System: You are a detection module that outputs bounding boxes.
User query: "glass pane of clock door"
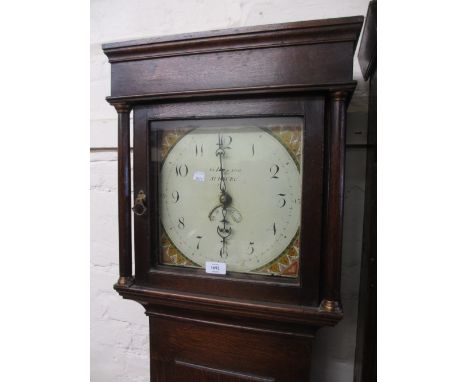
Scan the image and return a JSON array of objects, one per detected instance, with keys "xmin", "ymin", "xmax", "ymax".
[{"xmin": 150, "ymin": 117, "xmax": 303, "ymax": 278}]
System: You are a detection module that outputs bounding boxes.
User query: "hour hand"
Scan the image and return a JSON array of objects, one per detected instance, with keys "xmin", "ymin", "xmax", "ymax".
[{"xmin": 208, "ymin": 204, "xmax": 222, "ymax": 221}]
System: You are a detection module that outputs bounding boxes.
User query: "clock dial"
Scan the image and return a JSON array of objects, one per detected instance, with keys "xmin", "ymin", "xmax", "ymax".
[{"xmin": 156, "ymin": 118, "xmax": 303, "ymax": 276}]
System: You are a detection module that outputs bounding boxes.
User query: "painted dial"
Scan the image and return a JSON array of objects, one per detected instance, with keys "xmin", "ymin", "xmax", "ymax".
[{"xmin": 159, "ymin": 125, "xmax": 302, "ymax": 273}]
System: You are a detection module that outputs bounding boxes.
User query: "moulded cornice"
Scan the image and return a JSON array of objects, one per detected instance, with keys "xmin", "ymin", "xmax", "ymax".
[{"xmin": 103, "ymin": 16, "xmax": 364, "ymax": 63}]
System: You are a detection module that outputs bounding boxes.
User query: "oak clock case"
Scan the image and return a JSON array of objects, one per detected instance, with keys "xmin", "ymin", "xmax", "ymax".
[{"xmin": 104, "ymin": 16, "xmax": 363, "ymax": 382}]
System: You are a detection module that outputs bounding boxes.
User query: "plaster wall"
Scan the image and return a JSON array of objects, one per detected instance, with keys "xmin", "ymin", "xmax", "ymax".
[{"xmin": 91, "ymin": 1, "xmax": 370, "ymax": 381}]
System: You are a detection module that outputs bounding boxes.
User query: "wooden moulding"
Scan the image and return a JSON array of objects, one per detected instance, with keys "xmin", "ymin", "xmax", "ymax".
[
  {"xmin": 103, "ymin": 17, "xmax": 363, "ymax": 102},
  {"xmin": 114, "ymin": 283, "xmax": 343, "ymax": 332},
  {"xmin": 103, "ymin": 16, "xmax": 364, "ymax": 62}
]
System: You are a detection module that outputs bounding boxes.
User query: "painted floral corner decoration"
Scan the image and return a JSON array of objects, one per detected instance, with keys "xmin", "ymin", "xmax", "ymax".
[
  {"xmin": 159, "ymin": 127, "xmax": 192, "ymax": 161},
  {"xmin": 269, "ymin": 124, "xmax": 303, "ymax": 170},
  {"xmin": 161, "ymin": 230, "xmax": 199, "ymax": 267},
  {"xmin": 254, "ymin": 234, "xmax": 300, "ymax": 277}
]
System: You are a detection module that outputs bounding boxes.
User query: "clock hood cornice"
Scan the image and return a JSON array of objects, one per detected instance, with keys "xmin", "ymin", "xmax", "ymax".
[
  {"xmin": 103, "ymin": 17, "xmax": 363, "ymax": 103},
  {"xmin": 102, "ymin": 16, "xmax": 363, "ymax": 63}
]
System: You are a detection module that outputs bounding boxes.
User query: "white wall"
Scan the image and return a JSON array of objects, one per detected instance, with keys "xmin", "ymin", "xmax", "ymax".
[{"xmin": 90, "ymin": 1, "xmax": 370, "ymax": 381}]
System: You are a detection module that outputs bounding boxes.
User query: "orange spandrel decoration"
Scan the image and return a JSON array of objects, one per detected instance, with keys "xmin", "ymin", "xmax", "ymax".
[
  {"xmin": 255, "ymin": 234, "xmax": 300, "ymax": 277},
  {"xmin": 269, "ymin": 124, "xmax": 302, "ymax": 167},
  {"xmin": 159, "ymin": 128, "xmax": 192, "ymax": 161},
  {"xmin": 160, "ymin": 231, "xmax": 199, "ymax": 267}
]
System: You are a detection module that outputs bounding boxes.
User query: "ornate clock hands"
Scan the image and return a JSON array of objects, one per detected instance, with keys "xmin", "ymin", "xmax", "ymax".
[
  {"xmin": 208, "ymin": 132, "xmax": 242, "ymax": 223},
  {"xmin": 215, "ymin": 132, "xmax": 232, "ymax": 259}
]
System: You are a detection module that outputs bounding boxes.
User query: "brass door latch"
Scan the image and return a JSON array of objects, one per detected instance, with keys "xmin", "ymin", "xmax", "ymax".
[{"xmin": 132, "ymin": 190, "xmax": 147, "ymax": 216}]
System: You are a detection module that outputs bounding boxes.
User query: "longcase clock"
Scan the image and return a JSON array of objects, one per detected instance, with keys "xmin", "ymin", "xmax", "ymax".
[{"xmin": 103, "ymin": 16, "xmax": 363, "ymax": 382}]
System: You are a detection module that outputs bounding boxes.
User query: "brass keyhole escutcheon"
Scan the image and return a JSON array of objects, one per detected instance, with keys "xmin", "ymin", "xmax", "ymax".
[{"xmin": 132, "ymin": 190, "xmax": 147, "ymax": 216}]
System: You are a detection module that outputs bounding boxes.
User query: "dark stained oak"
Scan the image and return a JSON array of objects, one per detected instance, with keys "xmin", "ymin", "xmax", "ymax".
[
  {"xmin": 149, "ymin": 314, "xmax": 312, "ymax": 382},
  {"xmin": 103, "ymin": 16, "xmax": 364, "ymax": 54},
  {"xmin": 321, "ymin": 91, "xmax": 348, "ymax": 312},
  {"xmin": 103, "ymin": 17, "xmax": 363, "ymax": 103},
  {"xmin": 172, "ymin": 360, "xmax": 275, "ymax": 382},
  {"xmin": 104, "ymin": 16, "xmax": 363, "ymax": 382},
  {"xmin": 109, "ymin": 42, "xmax": 354, "ymax": 98},
  {"xmin": 114, "ymin": 103, "xmax": 133, "ymax": 286}
]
